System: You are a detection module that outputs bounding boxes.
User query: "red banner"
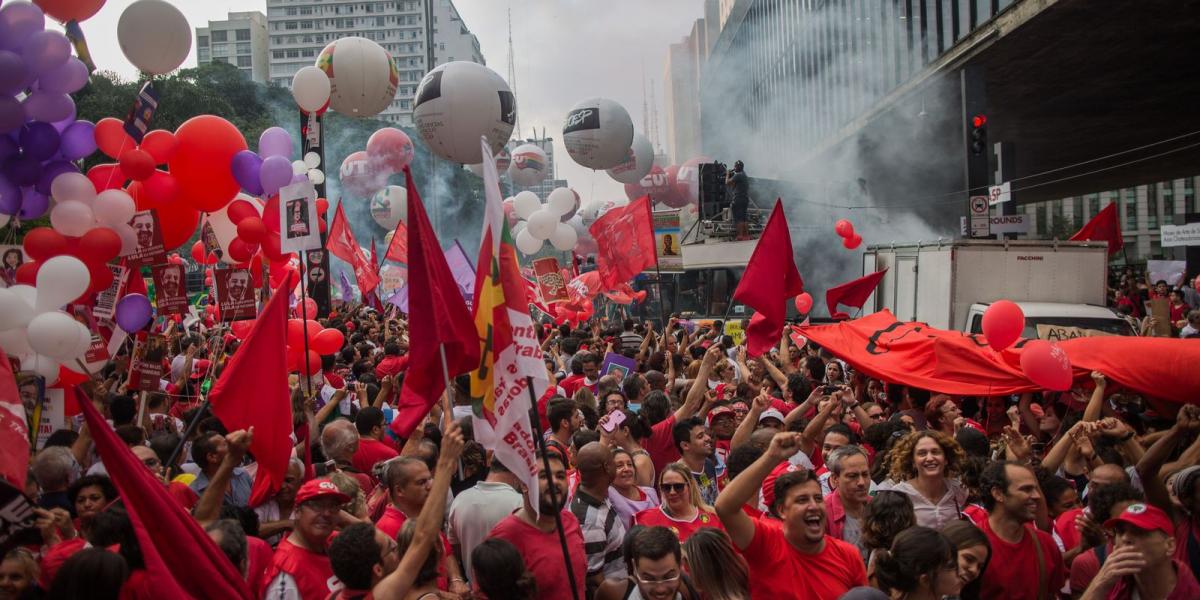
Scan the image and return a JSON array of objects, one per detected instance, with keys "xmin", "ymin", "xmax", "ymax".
[
  {"xmin": 798, "ymin": 310, "xmax": 1200, "ymax": 406},
  {"xmin": 590, "ymin": 195, "xmax": 657, "ymax": 289},
  {"xmin": 533, "ymin": 257, "xmax": 568, "ymax": 304}
]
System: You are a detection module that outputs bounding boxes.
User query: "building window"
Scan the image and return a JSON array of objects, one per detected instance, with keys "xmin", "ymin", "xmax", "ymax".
[
  {"xmin": 212, "ymin": 30, "xmax": 227, "ymax": 42},
  {"xmin": 272, "ymin": 50, "xmax": 284, "ymax": 59},
  {"xmin": 236, "ymin": 29, "xmax": 250, "ymax": 41},
  {"xmin": 1147, "ymin": 190, "xmax": 1158, "ymax": 229},
  {"xmin": 285, "ymin": 21, "xmax": 298, "ymax": 30},
  {"xmin": 1124, "ymin": 197, "xmax": 1137, "ymax": 230},
  {"xmin": 212, "ymin": 43, "xmax": 229, "ymax": 56},
  {"xmin": 198, "ymin": 48, "xmax": 210, "ymax": 62},
  {"xmin": 198, "ymin": 35, "xmax": 209, "ymax": 47},
  {"xmin": 286, "ymin": 50, "xmax": 299, "ymax": 58},
  {"xmin": 236, "ymin": 55, "xmax": 252, "ymax": 67},
  {"xmin": 237, "ymin": 43, "xmax": 251, "ymax": 54}
]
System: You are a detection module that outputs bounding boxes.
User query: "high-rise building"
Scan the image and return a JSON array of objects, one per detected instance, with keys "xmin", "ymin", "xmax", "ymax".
[
  {"xmin": 663, "ymin": 18, "xmax": 707, "ymax": 165},
  {"xmin": 195, "ymin": 11, "xmax": 270, "ymax": 84},
  {"xmin": 265, "ymin": 0, "xmax": 484, "ymax": 126}
]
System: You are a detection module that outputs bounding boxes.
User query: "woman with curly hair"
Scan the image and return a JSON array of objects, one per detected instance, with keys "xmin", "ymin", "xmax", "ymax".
[
  {"xmin": 861, "ymin": 490, "xmax": 916, "ymax": 583},
  {"xmin": 883, "ymin": 430, "xmax": 969, "ymax": 530}
]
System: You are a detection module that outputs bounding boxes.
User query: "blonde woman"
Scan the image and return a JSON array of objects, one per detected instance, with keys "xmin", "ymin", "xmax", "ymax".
[{"xmin": 633, "ymin": 463, "xmax": 723, "ymax": 543}]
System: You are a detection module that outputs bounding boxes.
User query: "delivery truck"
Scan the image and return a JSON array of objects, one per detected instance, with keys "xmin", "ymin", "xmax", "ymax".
[{"xmin": 862, "ymin": 240, "xmax": 1136, "ymax": 338}]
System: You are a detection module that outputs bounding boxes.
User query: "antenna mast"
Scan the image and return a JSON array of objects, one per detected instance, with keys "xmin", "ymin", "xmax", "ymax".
[
  {"xmin": 649, "ymin": 78, "xmax": 660, "ymax": 153},
  {"xmin": 507, "ymin": 7, "xmax": 520, "ymax": 140}
]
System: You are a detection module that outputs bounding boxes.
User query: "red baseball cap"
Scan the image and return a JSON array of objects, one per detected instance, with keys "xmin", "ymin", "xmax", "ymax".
[
  {"xmin": 706, "ymin": 405, "xmax": 735, "ymax": 426},
  {"xmin": 1103, "ymin": 502, "xmax": 1173, "ymax": 535},
  {"xmin": 294, "ymin": 479, "xmax": 350, "ymax": 506},
  {"xmin": 190, "ymin": 359, "xmax": 212, "ymax": 380}
]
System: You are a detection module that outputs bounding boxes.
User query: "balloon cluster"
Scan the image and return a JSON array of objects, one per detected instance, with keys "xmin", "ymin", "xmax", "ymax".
[
  {"xmin": 510, "ymin": 188, "xmax": 581, "ymax": 255},
  {"xmin": 980, "ymin": 300, "xmax": 1073, "ymax": 391},
  {"xmin": 624, "ymin": 164, "xmax": 688, "ymax": 208},
  {"xmin": 0, "ymin": 255, "xmax": 94, "ymax": 385},
  {"xmin": 232, "ymin": 127, "xmax": 323, "ymax": 198},
  {"xmin": 87, "ymin": 119, "xmax": 177, "ymax": 209},
  {"xmin": 0, "ymin": 2, "xmax": 95, "ymax": 222},
  {"xmin": 835, "ymin": 219, "xmax": 863, "ymax": 250},
  {"xmin": 286, "ymin": 318, "xmax": 343, "ymax": 374},
  {"xmin": 338, "ymin": 128, "xmax": 414, "ymax": 198}
]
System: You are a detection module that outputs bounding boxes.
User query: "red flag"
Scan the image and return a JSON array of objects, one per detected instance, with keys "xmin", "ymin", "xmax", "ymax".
[
  {"xmin": 826, "ymin": 268, "xmax": 888, "ymax": 320},
  {"xmin": 207, "ymin": 280, "xmax": 292, "ymax": 507},
  {"xmin": 76, "ymin": 387, "xmax": 253, "ymax": 599},
  {"xmin": 326, "ymin": 202, "xmax": 382, "ymax": 292},
  {"xmin": 732, "ymin": 200, "xmax": 803, "ymax": 357},
  {"xmin": 589, "ymin": 195, "xmax": 657, "ymax": 289},
  {"xmin": 1070, "ymin": 202, "xmax": 1123, "ymax": 256},
  {"xmin": 385, "ymin": 220, "xmax": 409, "ymax": 264},
  {"xmin": 0, "ymin": 353, "xmax": 29, "ymax": 488},
  {"xmin": 390, "ymin": 166, "xmax": 481, "ymax": 437}
]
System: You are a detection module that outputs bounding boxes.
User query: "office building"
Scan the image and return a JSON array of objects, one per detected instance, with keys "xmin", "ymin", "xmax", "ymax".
[{"xmin": 195, "ymin": 11, "xmax": 270, "ymax": 83}]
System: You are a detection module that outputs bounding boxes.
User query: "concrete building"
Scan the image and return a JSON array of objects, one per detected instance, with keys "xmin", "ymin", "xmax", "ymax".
[
  {"xmin": 265, "ymin": 0, "xmax": 484, "ymax": 126},
  {"xmin": 195, "ymin": 11, "xmax": 270, "ymax": 83},
  {"xmin": 663, "ymin": 19, "xmax": 706, "ymax": 165}
]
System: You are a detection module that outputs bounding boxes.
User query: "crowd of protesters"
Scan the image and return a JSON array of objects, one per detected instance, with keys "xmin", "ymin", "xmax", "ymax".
[
  {"xmin": 10, "ymin": 304, "xmax": 1200, "ymax": 600},
  {"xmin": 1108, "ymin": 267, "xmax": 1200, "ymax": 337}
]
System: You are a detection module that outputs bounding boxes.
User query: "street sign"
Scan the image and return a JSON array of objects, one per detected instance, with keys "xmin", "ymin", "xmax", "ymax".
[
  {"xmin": 988, "ymin": 181, "xmax": 1011, "ymax": 206},
  {"xmin": 989, "ymin": 214, "xmax": 1029, "ymax": 234},
  {"xmin": 969, "ymin": 195, "xmax": 990, "ymax": 237}
]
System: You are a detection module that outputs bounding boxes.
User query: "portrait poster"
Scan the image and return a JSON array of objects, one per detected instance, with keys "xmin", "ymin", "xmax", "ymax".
[
  {"xmin": 152, "ymin": 263, "xmax": 189, "ymax": 315},
  {"xmin": 0, "ymin": 245, "xmax": 25, "ymax": 288},
  {"xmin": 128, "ymin": 332, "xmax": 166, "ymax": 392},
  {"xmin": 125, "ymin": 209, "xmax": 167, "ymax": 267},
  {"xmin": 36, "ymin": 387, "xmax": 65, "ymax": 450},
  {"xmin": 93, "ymin": 264, "xmax": 128, "ymax": 322},
  {"xmin": 533, "ymin": 257, "xmax": 569, "ymax": 304},
  {"xmin": 280, "ymin": 180, "xmax": 321, "ymax": 253},
  {"xmin": 69, "ymin": 304, "xmax": 109, "ymax": 364},
  {"xmin": 650, "ymin": 210, "xmax": 683, "ymax": 273},
  {"xmin": 600, "ymin": 352, "xmax": 637, "ymax": 380},
  {"xmin": 214, "ymin": 267, "xmax": 257, "ymax": 322},
  {"xmin": 15, "ymin": 374, "xmax": 43, "ymax": 447}
]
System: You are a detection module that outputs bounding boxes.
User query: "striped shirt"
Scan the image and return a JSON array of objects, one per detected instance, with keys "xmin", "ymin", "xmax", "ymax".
[{"xmin": 569, "ymin": 487, "xmax": 628, "ymax": 579}]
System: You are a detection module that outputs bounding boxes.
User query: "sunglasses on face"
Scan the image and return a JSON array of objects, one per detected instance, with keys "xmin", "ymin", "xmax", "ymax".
[{"xmin": 661, "ymin": 483, "xmax": 688, "ymax": 494}]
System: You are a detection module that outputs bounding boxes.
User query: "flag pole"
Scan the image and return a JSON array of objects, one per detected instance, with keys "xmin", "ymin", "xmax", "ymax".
[
  {"xmin": 525, "ymin": 375, "xmax": 581, "ymax": 600},
  {"xmin": 297, "ymin": 252, "xmax": 313, "ymax": 399},
  {"xmin": 438, "ymin": 343, "xmax": 465, "ymax": 480}
]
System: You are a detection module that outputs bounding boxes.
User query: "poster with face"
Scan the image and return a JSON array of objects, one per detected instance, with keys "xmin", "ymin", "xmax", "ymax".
[
  {"xmin": 128, "ymin": 332, "xmax": 166, "ymax": 392},
  {"xmin": 152, "ymin": 264, "xmax": 188, "ymax": 315},
  {"xmin": 200, "ymin": 218, "xmax": 223, "ymax": 262},
  {"xmin": 15, "ymin": 374, "xmax": 42, "ymax": 446},
  {"xmin": 126, "ymin": 210, "xmax": 167, "ymax": 267},
  {"xmin": 215, "ymin": 267, "xmax": 257, "ymax": 321},
  {"xmin": 0, "ymin": 245, "xmax": 25, "ymax": 288},
  {"xmin": 279, "ymin": 180, "xmax": 321, "ymax": 253}
]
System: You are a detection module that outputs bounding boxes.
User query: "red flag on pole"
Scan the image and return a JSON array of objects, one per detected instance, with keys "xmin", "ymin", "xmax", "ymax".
[
  {"xmin": 390, "ymin": 166, "xmax": 481, "ymax": 438},
  {"xmin": 0, "ymin": 352, "xmax": 29, "ymax": 488},
  {"xmin": 76, "ymin": 387, "xmax": 254, "ymax": 599},
  {"xmin": 589, "ymin": 195, "xmax": 657, "ymax": 289},
  {"xmin": 1069, "ymin": 202, "xmax": 1123, "ymax": 256},
  {"xmin": 732, "ymin": 200, "xmax": 803, "ymax": 357},
  {"xmin": 207, "ymin": 279, "xmax": 292, "ymax": 507},
  {"xmin": 385, "ymin": 220, "xmax": 409, "ymax": 264},
  {"xmin": 326, "ymin": 202, "xmax": 382, "ymax": 292},
  {"xmin": 826, "ymin": 268, "xmax": 889, "ymax": 320}
]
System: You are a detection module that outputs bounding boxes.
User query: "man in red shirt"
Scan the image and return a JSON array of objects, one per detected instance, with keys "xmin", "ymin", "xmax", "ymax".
[
  {"xmin": 373, "ymin": 341, "xmax": 408, "ymax": 380},
  {"xmin": 978, "ymin": 461, "xmax": 1067, "ymax": 600},
  {"xmin": 376, "ymin": 456, "xmax": 469, "ymax": 596},
  {"xmin": 1080, "ymin": 503, "xmax": 1200, "ymax": 600},
  {"xmin": 488, "ymin": 451, "xmax": 588, "ymax": 600},
  {"xmin": 351, "ymin": 406, "xmax": 398, "ymax": 482},
  {"xmin": 262, "ymin": 479, "xmax": 349, "ymax": 599},
  {"xmin": 714, "ymin": 431, "xmax": 868, "ymax": 599},
  {"xmin": 560, "ymin": 352, "xmax": 600, "ymax": 397}
]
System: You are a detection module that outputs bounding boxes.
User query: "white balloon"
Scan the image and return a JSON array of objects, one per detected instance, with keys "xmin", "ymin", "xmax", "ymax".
[
  {"xmin": 0, "ymin": 288, "xmax": 34, "ymax": 331},
  {"xmin": 579, "ymin": 200, "xmax": 602, "ymax": 225},
  {"xmin": 562, "ymin": 97, "xmax": 635, "ymax": 170},
  {"xmin": 308, "ymin": 169, "xmax": 326, "ymax": 185},
  {"xmin": 27, "ymin": 311, "xmax": 83, "ymax": 360},
  {"xmin": 370, "ymin": 186, "xmax": 407, "ymax": 230},
  {"xmin": 606, "ymin": 133, "xmax": 654, "ymax": 184},
  {"xmin": 304, "ymin": 152, "xmax": 322, "ymax": 169},
  {"xmin": 35, "ymin": 256, "xmax": 90, "ymax": 312},
  {"xmin": 69, "ymin": 322, "xmax": 93, "ymax": 361},
  {"xmin": 511, "ymin": 221, "xmax": 526, "ymax": 238},
  {"xmin": 507, "ymin": 144, "xmax": 549, "ymax": 187},
  {"xmin": 547, "ymin": 188, "xmax": 577, "ymax": 216},
  {"xmin": 25, "ymin": 354, "xmax": 60, "ymax": 384},
  {"xmin": 515, "ymin": 228, "xmax": 543, "ymax": 255},
  {"xmin": 115, "ymin": 223, "xmax": 138, "ymax": 256},
  {"xmin": 549, "ymin": 222, "xmax": 578, "ymax": 251},
  {"xmin": 0, "ymin": 328, "xmax": 32, "ymax": 357},
  {"xmin": 412, "ymin": 61, "xmax": 516, "ymax": 164},
  {"xmin": 0, "ymin": 213, "xmax": 9, "ymax": 228},
  {"xmin": 512, "ymin": 191, "xmax": 541, "ymax": 220},
  {"xmin": 93, "ymin": 189, "xmax": 136, "ymax": 225},
  {"xmin": 50, "ymin": 172, "xmax": 96, "ymax": 204},
  {"xmin": 292, "ymin": 160, "xmax": 308, "ymax": 175},
  {"xmin": 317, "ymin": 37, "xmax": 398, "ymax": 117},
  {"xmin": 117, "ymin": 0, "xmax": 192, "ymax": 76},
  {"xmin": 291, "ymin": 66, "xmax": 332, "ymax": 113},
  {"xmin": 526, "ymin": 209, "xmax": 559, "ymax": 240},
  {"xmin": 49, "ymin": 201, "xmax": 94, "ymax": 237}
]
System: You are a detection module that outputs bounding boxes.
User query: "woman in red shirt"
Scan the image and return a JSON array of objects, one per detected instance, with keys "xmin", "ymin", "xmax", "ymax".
[{"xmin": 634, "ymin": 463, "xmax": 723, "ymax": 543}]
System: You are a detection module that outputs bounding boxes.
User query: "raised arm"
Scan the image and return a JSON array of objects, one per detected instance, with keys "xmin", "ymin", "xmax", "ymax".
[
  {"xmin": 674, "ymin": 345, "xmax": 722, "ymax": 422},
  {"xmin": 1082, "ymin": 372, "xmax": 1107, "ymax": 422},
  {"xmin": 1136, "ymin": 405, "xmax": 1200, "ymax": 514},
  {"xmin": 715, "ymin": 431, "xmax": 802, "ymax": 549},
  {"xmin": 758, "ymin": 355, "xmax": 788, "ymax": 390},
  {"xmin": 730, "ymin": 390, "xmax": 770, "ymax": 451},
  {"xmin": 194, "ymin": 428, "xmax": 253, "ymax": 526},
  {"xmin": 800, "ymin": 390, "xmax": 842, "ymax": 456}
]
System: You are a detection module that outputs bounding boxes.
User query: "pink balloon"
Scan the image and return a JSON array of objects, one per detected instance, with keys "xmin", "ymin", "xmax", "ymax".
[
  {"xmin": 366, "ymin": 128, "xmax": 414, "ymax": 172},
  {"xmin": 982, "ymin": 300, "xmax": 1025, "ymax": 350},
  {"xmin": 1020, "ymin": 340, "xmax": 1073, "ymax": 391},
  {"xmin": 794, "ymin": 292, "xmax": 813, "ymax": 314}
]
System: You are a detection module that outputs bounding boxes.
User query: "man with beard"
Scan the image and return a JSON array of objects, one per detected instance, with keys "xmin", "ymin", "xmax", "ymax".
[
  {"xmin": 263, "ymin": 478, "xmax": 349, "ymax": 599},
  {"xmin": 131, "ymin": 212, "xmax": 156, "ymax": 250},
  {"xmin": 978, "ymin": 461, "xmax": 1066, "ymax": 600},
  {"xmin": 714, "ymin": 431, "xmax": 867, "ymax": 600},
  {"xmin": 488, "ymin": 451, "xmax": 587, "ymax": 600},
  {"xmin": 159, "ymin": 265, "xmax": 183, "ymax": 300},
  {"xmin": 225, "ymin": 270, "xmax": 251, "ymax": 304},
  {"xmin": 672, "ymin": 416, "xmax": 723, "ymax": 506}
]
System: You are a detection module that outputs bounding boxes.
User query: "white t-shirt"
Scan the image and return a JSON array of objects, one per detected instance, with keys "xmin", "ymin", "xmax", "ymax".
[{"xmin": 447, "ymin": 481, "xmax": 523, "ymax": 580}]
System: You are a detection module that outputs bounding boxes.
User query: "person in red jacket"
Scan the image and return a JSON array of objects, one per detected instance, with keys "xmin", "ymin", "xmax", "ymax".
[{"xmin": 262, "ymin": 479, "xmax": 350, "ymax": 599}]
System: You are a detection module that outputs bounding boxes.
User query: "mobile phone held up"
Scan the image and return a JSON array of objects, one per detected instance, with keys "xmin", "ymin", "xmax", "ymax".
[{"xmin": 601, "ymin": 410, "xmax": 627, "ymax": 433}]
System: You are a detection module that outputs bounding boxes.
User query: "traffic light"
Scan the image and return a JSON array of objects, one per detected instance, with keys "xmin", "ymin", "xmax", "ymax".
[{"xmin": 970, "ymin": 114, "xmax": 988, "ymax": 155}]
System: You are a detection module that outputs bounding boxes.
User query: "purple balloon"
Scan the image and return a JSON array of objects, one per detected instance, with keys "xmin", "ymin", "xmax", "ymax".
[
  {"xmin": 0, "ymin": 175, "xmax": 18, "ymax": 214},
  {"xmin": 115, "ymin": 294, "xmax": 154, "ymax": 333},
  {"xmin": 0, "ymin": 96, "xmax": 24, "ymax": 133},
  {"xmin": 3, "ymin": 152, "xmax": 40, "ymax": 186},
  {"xmin": 231, "ymin": 149, "xmax": 265, "ymax": 196},
  {"xmin": 0, "ymin": 50, "xmax": 31, "ymax": 96},
  {"xmin": 18, "ymin": 186, "xmax": 47, "ymax": 219},
  {"xmin": 38, "ymin": 56, "xmax": 88, "ymax": 94},
  {"xmin": 258, "ymin": 127, "xmax": 293, "ymax": 159},
  {"xmin": 259, "ymin": 155, "xmax": 293, "ymax": 196},
  {"xmin": 0, "ymin": 2, "xmax": 46, "ymax": 53},
  {"xmin": 22, "ymin": 91, "xmax": 73, "ymax": 123},
  {"xmin": 21, "ymin": 30, "xmax": 70, "ymax": 75},
  {"xmin": 35, "ymin": 159, "xmax": 75, "ymax": 195},
  {"xmin": 0, "ymin": 135, "xmax": 17, "ymax": 162},
  {"xmin": 18, "ymin": 121, "xmax": 58, "ymax": 160},
  {"xmin": 59, "ymin": 120, "xmax": 95, "ymax": 160}
]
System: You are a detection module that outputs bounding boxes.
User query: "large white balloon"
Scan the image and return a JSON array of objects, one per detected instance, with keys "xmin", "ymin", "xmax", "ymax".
[
  {"xmin": 117, "ymin": 0, "xmax": 192, "ymax": 76},
  {"xmin": 93, "ymin": 189, "xmax": 136, "ymax": 226},
  {"xmin": 606, "ymin": 133, "xmax": 654, "ymax": 184},
  {"xmin": 0, "ymin": 288, "xmax": 34, "ymax": 331},
  {"xmin": 49, "ymin": 201, "xmax": 94, "ymax": 237},
  {"xmin": 515, "ymin": 228, "xmax": 544, "ymax": 255},
  {"xmin": 292, "ymin": 66, "xmax": 332, "ymax": 113},
  {"xmin": 508, "ymin": 144, "xmax": 548, "ymax": 187},
  {"xmin": 35, "ymin": 256, "xmax": 90, "ymax": 312},
  {"xmin": 546, "ymin": 187, "xmax": 577, "ymax": 217},
  {"xmin": 549, "ymin": 222, "xmax": 578, "ymax": 251},
  {"xmin": 370, "ymin": 185, "xmax": 407, "ymax": 230},
  {"xmin": 578, "ymin": 200, "xmax": 603, "ymax": 225},
  {"xmin": 50, "ymin": 172, "xmax": 96, "ymax": 205},
  {"xmin": 316, "ymin": 37, "xmax": 398, "ymax": 117},
  {"xmin": 526, "ymin": 209, "xmax": 559, "ymax": 240},
  {"xmin": 512, "ymin": 191, "xmax": 541, "ymax": 220},
  {"xmin": 412, "ymin": 61, "xmax": 516, "ymax": 164},
  {"xmin": 562, "ymin": 97, "xmax": 635, "ymax": 170},
  {"xmin": 0, "ymin": 329, "xmax": 31, "ymax": 358},
  {"xmin": 25, "ymin": 354, "xmax": 61, "ymax": 384},
  {"xmin": 26, "ymin": 311, "xmax": 83, "ymax": 360}
]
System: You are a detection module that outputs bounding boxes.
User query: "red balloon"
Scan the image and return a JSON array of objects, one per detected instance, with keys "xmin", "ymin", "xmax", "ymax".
[
  {"xmin": 94, "ymin": 118, "xmax": 132, "ymax": 159},
  {"xmin": 262, "ymin": 194, "xmax": 281, "ymax": 233},
  {"xmin": 842, "ymin": 234, "xmax": 862, "ymax": 250},
  {"xmin": 87, "ymin": 163, "xmax": 125, "ymax": 192},
  {"xmin": 170, "ymin": 115, "xmax": 247, "ymax": 212},
  {"xmin": 834, "ymin": 219, "xmax": 855, "ymax": 238},
  {"xmin": 311, "ymin": 328, "xmax": 345, "ymax": 355},
  {"xmin": 119, "ymin": 149, "xmax": 156, "ymax": 181},
  {"xmin": 78, "ymin": 227, "xmax": 122, "ymax": 262},
  {"xmin": 285, "ymin": 346, "xmax": 301, "ymax": 372},
  {"xmin": 236, "ymin": 216, "xmax": 267, "ymax": 243},
  {"xmin": 304, "ymin": 319, "xmax": 322, "ymax": 340},
  {"xmin": 140, "ymin": 170, "xmax": 179, "ymax": 207},
  {"xmin": 302, "ymin": 298, "xmax": 318, "ymax": 318},
  {"xmin": 260, "ymin": 233, "xmax": 287, "ymax": 262},
  {"xmin": 303, "ymin": 350, "xmax": 322, "ymax": 375},
  {"xmin": 140, "ymin": 130, "xmax": 178, "ymax": 164},
  {"xmin": 227, "ymin": 199, "xmax": 259, "ymax": 225},
  {"xmin": 23, "ymin": 227, "xmax": 68, "ymax": 260},
  {"xmin": 286, "ymin": 319, "xmax": 307, "ymax": 347},
  {"xmin": 227, "ymin": 238, "xmax": 256, "ymax": 263},
  {"xmin": 624, "ymin": 165, "xmax": 676, "ymax": 205},
  {"xmin": 982, "ymin": 300, "xmax": 1025, "ymax": 351},
  {"xmin": 87, "ymin": 261, "xmax": 113, "ymax": 294},
  {"xmin": 33, "ymin": 0, "xmax": 106, "ymax": 23},
  {"xmin": 366, "ymin": 127, "xmax": 415, "ymax": 172},
  {"xmin": 316, "ymin": 198, "xmax": 329, "ymax": 216},
  {"xmin": 794, "ymin": 292, "xmax": 814, "ymax": 314},
  {"xmin": 339, "ymin": 151, "xmax": 388, "ymax": 197},
  {"xmin": 1020, "ymin": 340, "xmax": 1073, "ymax": 391},
  {"xmin": 231, "ymin": 320, "xmax": 254, "ymax": 339},
  {"xmin": 15, "ymin": 261, "xmax": 39, "ymax": 284}
]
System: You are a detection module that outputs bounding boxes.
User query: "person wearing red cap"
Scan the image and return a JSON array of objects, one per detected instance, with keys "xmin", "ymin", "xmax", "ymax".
[
  {"xmin": 262, "ymin": 478, "xmax": 351, "ymax": 599},
  {"xmin": 1079, "ymin": 503, "xmax": 1200, "ymax": 600}
]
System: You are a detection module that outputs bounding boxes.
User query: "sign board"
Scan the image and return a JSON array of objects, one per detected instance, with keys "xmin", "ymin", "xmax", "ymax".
[
  {"xmin": 1148, "ymin": 260, "xmax": 1187, "ymax": 286},
  {"xmin": 533, "ymin": 257, "xmax": 568, "ymax": 303},
  {"xmin": 969, "ymin": 196, "xmax": 990, "ymax": 238},
  {"xmin": 988, "ymin": 182, "xmax": 1011, "ymax": 206},
  {"xmin": 280, "ymin": 180, "xmax": 322, "ymax": 253},
  {"xmin": 1035, "ymin": 324, "xmax": 1117, "ymax": 341},
  {"xmin": 989, "ymin": 214, "xmax": 1029, "ymax": 234},
  {"xmin": 723, "ymin": 320, "xmax": 746, "ymax": 345},
  {"xmin": 649, "ymin": 210, "xmax": 683, "ymax": 272},
  {"xmin": 600, "ymin": 352, "xmax": 637, "ymax": 380},
  {"xmin": 1146, "ymin": 298, "xmax": 1172, "ymax": 337},
  {"xmin": 1161, "ymin": 223, "xmax": 1200, "ymax": 247}
]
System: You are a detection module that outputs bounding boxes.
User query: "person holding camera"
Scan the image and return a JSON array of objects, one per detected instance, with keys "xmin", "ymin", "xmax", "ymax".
[{"xmin": 725, "ymin": 160, "xmax": 751, "ymax": 241}]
